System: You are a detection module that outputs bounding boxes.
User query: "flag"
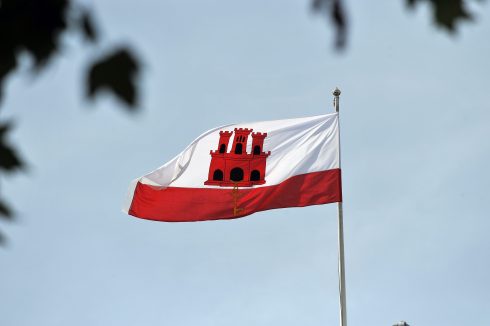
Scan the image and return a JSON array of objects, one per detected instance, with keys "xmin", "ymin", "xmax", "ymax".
[{"xmin": 123, "ymin": 113, "xmax": 341, "ymax": 222}]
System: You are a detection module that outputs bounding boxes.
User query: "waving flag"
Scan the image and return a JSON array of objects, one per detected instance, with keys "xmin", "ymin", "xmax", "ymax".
[{"xmin": 123, "ymin": 113, "xmax": 341, "ymax": 222}]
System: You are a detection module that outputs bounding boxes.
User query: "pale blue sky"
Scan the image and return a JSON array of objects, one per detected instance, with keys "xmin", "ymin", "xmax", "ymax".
[{"xmin": 1, "ymin": 1, "xmax": 490, "ymax": 325}]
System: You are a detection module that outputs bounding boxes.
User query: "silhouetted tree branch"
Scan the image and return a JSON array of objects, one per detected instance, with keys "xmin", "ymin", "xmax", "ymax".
[
  {"xmin": 312, "ymin": 0, "xmax": 480, "ymax": 49},
  {"xmin": 0, "ymin": 0, "xmax": 142, "ymax": 243}
]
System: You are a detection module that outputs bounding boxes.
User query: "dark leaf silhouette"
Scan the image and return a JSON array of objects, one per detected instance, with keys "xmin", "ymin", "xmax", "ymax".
[
  {"xmin": 87, "ymin": 49, "xmax": 140, "ymax": 109},
  {"xmin": 80, "ymin": 10, "xmax": 98, "ymax": 43},
  {"xmin": 0, "ymin": 0, "xmax": 69, "ymax": 102},
  {"xmin": 0, "ymin": 123, "xmax": 22, "ymax": 220},
  {"xmin": 0, "ymin": 123, "xmax": 24, "ymax": 172},
  {"xmin": 0, "ymin": 198, "xmax": 12, "ymax": 219},
  {"xmin": 407, "ymin": 0, "xmax": 473, "ymax": 31},
  {"xmin": 312, "ymin": 0, "xmax": 348, "ymax": 49}
]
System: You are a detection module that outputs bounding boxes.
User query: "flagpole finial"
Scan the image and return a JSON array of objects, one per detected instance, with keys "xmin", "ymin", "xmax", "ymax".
[{"xmin": 332, "ymin": 87, "xmax": 341, "ymax": 112}]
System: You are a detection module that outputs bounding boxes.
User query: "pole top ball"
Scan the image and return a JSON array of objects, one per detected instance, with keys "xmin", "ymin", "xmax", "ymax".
[
  {"xmin": 393, "ymin": 321, "xmax": 409, "ymax": 326},
  {"xmin": 333, "ymin": 87, "xmax": 341, "ymax": 96}
]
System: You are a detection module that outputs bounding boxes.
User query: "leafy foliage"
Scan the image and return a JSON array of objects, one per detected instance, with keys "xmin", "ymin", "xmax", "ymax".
[
  {"xmin": 0, "ymin": 0, "xmax": 69, "ymax": 101},
  {"xmin": 406, "ymin": 0, "xmax": 474, "ymax": 32},
  {"xmin": 312, "ymin": 0, "xmax": 479, "ymax": 49},
  {"xmin": 312, "ymin": 0, "xmax": 348, "ymax": 49},
  {"xmin": 0, "ymin": 124, "xmax": 24, "ymax": 174},
  {"xmin": 87, "ymin": 49, "xmax": 140, "ymax": 109},
  {"xmin": 0, "ymin": 123, "xmax": 23, "ymax": 242},
  {"xmin": 0, "ymin": 0, "xmax": 141, "ymax": 243}
]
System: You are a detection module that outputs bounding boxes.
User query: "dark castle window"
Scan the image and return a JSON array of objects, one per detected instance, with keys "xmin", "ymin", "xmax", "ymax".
[
  {"xmin": 219, "ymin": 144, "xmax": 226, "ymax": 153},
  {"xmin": 234, "ymin": 143, "xmax": 243, "ymax": 154},
  {"xmin": 250, "ymin": 170, "xmax": 260, "ymax": 181},
  {"xmin": 253, "ymin": 145, "xmax": 261, "ymax": 155},
  {"xmin": 230, "ymin": 168, "xmax": 244, "ymax": 181},
  {"xmin": 213, "ymin": 169, "xmax": 223, "ymax": 181}
]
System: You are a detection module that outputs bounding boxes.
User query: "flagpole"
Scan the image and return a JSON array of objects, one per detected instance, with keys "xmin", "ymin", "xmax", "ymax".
[{"xmin": 333, "ymin": 87, "xmax": 347, "ymax": 326}]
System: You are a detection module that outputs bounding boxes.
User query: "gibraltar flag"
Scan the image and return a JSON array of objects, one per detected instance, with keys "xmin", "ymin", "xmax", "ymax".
[{"xmin": 123, "ymin": 113, "xmax": 342, "ymax": 222}]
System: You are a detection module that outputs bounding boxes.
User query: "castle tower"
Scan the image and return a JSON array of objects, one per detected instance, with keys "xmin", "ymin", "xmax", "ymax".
[
  {"xmin": 212, "ymin": 131, "xmax": 232, "ymax": 154},
  {"xmin": 231, "ymin": 128, "xmax": 253, "ymax": 155},
  {"xmin": 251, "ymin": 132, "xmax": 267, "ymax": 155}
]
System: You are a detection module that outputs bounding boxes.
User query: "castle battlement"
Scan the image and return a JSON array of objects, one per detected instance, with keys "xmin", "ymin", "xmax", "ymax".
[
  {"xmin": 252, "ymin": 132, "xmax": 267, "ymax": 138},
  {"xmin": 234, "ymin": 128, "xmax": 253, "ymax": 132}
]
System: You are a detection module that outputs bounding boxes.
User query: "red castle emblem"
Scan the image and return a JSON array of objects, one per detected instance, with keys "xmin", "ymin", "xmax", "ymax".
[{"xmin": 204, "ymin": 128, "xmax": 271, "ymax": 187}]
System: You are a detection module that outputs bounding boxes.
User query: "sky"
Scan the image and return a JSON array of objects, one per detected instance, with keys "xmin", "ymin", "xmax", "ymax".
[{"xmin": 1, "ymin": 1, "xmax": 490, "ymax": 325}]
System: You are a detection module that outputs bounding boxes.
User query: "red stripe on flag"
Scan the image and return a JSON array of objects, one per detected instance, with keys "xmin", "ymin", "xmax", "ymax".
[{"xmin": 129, "ymin": 169, "xmax": 342, "ymax": 222}]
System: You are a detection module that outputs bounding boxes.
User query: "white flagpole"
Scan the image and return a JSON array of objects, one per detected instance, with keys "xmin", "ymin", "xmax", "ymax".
[{"xmin": 333, "ymin": 87, "xmax": 347, "ymax": 326}]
